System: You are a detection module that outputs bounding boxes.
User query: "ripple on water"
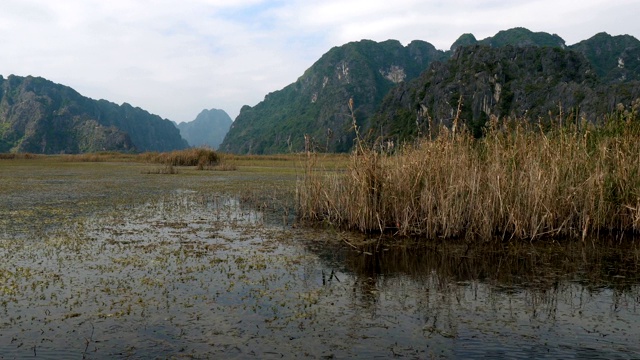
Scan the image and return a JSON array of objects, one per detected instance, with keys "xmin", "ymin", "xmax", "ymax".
[{"xmin": 0, "ymin": 191, "xmax": 639, "ymax": 358}]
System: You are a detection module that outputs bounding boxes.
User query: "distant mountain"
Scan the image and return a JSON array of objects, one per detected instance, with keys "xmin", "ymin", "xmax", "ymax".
[
  {"xmin": 176, "ymin": 108, "xmax": 232, "ymax": 149},
  {"xmin": 0, "ymin": 75, "xmax": 188, "ymax": 154},
  {"xmin": 217, "ymin": 28, "xmax": 640, "ymax": 154},
  {"xmin": 372, "ymin": 45, "xmax": 640, "ymax": 142},
  {"xmin": 220, "ymin": 39, "xmax": 447, "ymax": 154},
  {"xmin": 569, "ymin": 32, "xmax": 640, "ymax": 82}
]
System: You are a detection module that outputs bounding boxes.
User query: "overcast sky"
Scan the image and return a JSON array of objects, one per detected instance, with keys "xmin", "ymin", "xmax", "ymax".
[{"xmin": 1, "ymin": 0, "xmax": 638, "ymax": 123}]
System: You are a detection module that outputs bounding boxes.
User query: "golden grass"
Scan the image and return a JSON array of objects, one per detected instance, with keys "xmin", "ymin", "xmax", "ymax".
[
  {"xmin": 138, "ymin": 148, "xmax": 219, "ymax": 167},
  {"xmin": 42, "ymin": 148, "xmax": 221, "ymax": 169},
  {"xmin": 0, "ymin": 153, "xmax": 40, "ymax": 160},
  {"xmin": 57, "ymin": 151, "xmax": 138, "ymax": 162},
  {"xmin": 1, "ymin": 149, "xmax": 351, "ymax": 175},
  {"xmin": 297, "ymin": 106, "xmax": 640, "ymax": 241},
  {"xmin": 219, "ymin": 152, "xmax": 349, "ymax": 168}
]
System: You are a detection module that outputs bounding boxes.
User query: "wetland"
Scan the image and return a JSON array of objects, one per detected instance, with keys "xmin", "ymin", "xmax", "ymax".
[{"xmin": 1, "ymin": 156, "xmax": 640, "ymax": 359}]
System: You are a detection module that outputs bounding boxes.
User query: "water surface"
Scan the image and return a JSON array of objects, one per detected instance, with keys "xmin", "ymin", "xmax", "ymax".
[{"xmin": 0, "ymin": 160, "xmax": 639, "ymax": 358}]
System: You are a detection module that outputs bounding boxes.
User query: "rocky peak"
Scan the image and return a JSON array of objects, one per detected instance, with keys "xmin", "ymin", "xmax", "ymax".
[
  {"xmin": 569, "ymin": 32, "xmax": 640, "ymax": 82},
  {"xmin": 451, "ymin": 33, "xmax": 478, "ymax": 51}
]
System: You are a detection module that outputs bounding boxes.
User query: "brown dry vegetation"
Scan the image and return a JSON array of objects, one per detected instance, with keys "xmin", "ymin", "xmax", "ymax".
[
  {"xmin": 219, "ymin": 153, "xmax": 349, "ymax": 168},
  {"xmin": 57, "ymin": 151, "xmax": 138, "ymax": 162},
  {"xmin": 297, "ymin": 103, "xmax": 640, "ymax": 242},
  {"xmin": 0, "ymin": 153, "xmax": 40, "ymax": 160},
  {"xmin": 137, "ymin": 148, "xmax": 220, "ymax": 168},
  {"xmin": 1, "ymin": 148, "xmax": 222, "ymax": 169},
  {"xmin": 1, "ymin": 148, "xmax": 226, "ymax": 177},
  {"xmin": 1, "ymin": 148, "xmax": 351, "ymax": 171}
]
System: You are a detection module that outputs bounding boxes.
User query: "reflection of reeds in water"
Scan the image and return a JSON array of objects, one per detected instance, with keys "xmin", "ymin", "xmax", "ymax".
[
  {"xmin": 298, "ymin": 103, "xmax": 640, "ymax": 241},
  {"xmin": 339, "ymin": 240, "xmax": 639, "ymax": 290},
  {"xmin": 328, "ymin": 238, "xmax": 640, "ymax": 320}
]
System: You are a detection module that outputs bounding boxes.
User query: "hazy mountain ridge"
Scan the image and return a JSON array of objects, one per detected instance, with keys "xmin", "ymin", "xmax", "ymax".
[
  {"xmin": 221, "ymin": 28, "xmax": 640, "ymax": 154},
  {"xmin": 176, "ymin": 108, "xmax": 232, "ymax": 149},
  {"xmin": 0, "ymin": 75, "xmax": 188, "ymax": 153}
]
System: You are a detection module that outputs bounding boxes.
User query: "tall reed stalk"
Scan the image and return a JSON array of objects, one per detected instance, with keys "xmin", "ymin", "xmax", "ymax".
[{"xmin": 297, "ymin": 101, "xmax": 640, "ymax": 241}]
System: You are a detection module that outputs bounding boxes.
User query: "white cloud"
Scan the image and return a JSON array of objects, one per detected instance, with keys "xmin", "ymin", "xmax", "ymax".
[
  {"xmin": 0, "ymin": 0, "xmax": 638, "ymax": 122},
  {"xmin": 293, "ymin": 0, "xmax": 640, "ymax": 49}
]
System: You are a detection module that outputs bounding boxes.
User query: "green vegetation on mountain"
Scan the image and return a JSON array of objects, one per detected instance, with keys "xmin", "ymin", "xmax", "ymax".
[
  {"xmin": 0, "ymin": 75, "xmax": 188, "ymax": 154},
  {"xmin": 479, "ymin": 27, "xmax": 565, "ymax": 48},
  {"xmin": 452, "ymin": 27, "xmax": 566, "ymax": 51},
  {"xmin": 222, "ymin": 28, "xmax": 640, "ymax": 154},
  {"xmin": 372, "ymin": 45, "xmax": 640, "ymax": 144},
  {"xmin": 451, "ymin": 30, "xmax": 640, "ymax": 82},
  {"xmin": 220, "ymin": 39, "xmax": 447, "ymax": 154},
  {"xmin": 177, "ymin": 108, "xmax": 232, "ymax": 149},
  {"xmin": 569, "ymin": 32, "xmax": 640, "ymax": 82},
  {"xmin": 450, "ymin": 33, "xmax": 478, "ymax": 51}
]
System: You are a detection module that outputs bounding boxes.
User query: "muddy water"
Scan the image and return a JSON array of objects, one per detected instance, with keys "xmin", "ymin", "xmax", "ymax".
[{"xmin": 1, "ymin": 161, "xmax": 639, "ymax": 358}]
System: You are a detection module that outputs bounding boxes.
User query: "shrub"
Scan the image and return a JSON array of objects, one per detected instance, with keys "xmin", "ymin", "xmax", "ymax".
[{"xmin": 140, "ymin": 148, "xmax": 219, "ymax": 168}]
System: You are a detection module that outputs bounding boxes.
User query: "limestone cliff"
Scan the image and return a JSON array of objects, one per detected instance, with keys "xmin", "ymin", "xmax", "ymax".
[{"xmin": 0, "ymin": 75, "xmax": 188, "ymax": 153}]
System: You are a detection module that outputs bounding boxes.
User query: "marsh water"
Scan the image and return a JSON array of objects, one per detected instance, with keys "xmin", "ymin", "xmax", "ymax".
[{"xmin": 1, "ymin": 160, "xmax": 639, "ymax": 359}]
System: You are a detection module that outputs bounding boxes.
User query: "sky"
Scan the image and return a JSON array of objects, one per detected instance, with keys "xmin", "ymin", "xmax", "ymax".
[{"xmin": 1, "ymin": 0, "xmax": 639, "ymax": 123}]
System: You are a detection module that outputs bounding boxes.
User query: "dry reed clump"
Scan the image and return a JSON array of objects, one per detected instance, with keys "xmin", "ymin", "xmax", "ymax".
[
  {"xmin": 3, "ymin": 148, "xmax": 225, "ymax": 170},
  {"xmin": 297, "ymin": 105, "xmax": 640, "ymax": 241},
  {"xmin": 58, "ymin": 148, "xmax": 219, "ymax": 168},
  {"xmin": 0, "ymin": 153, "xmax": 39, "ymax": 160},
  {"xmin": 139, "ymin": 148, "xmax": 220, "ymax": 169},
  {"xmin": 60, "ymin": 152, "xmax": 137, "ymax": 162}
]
